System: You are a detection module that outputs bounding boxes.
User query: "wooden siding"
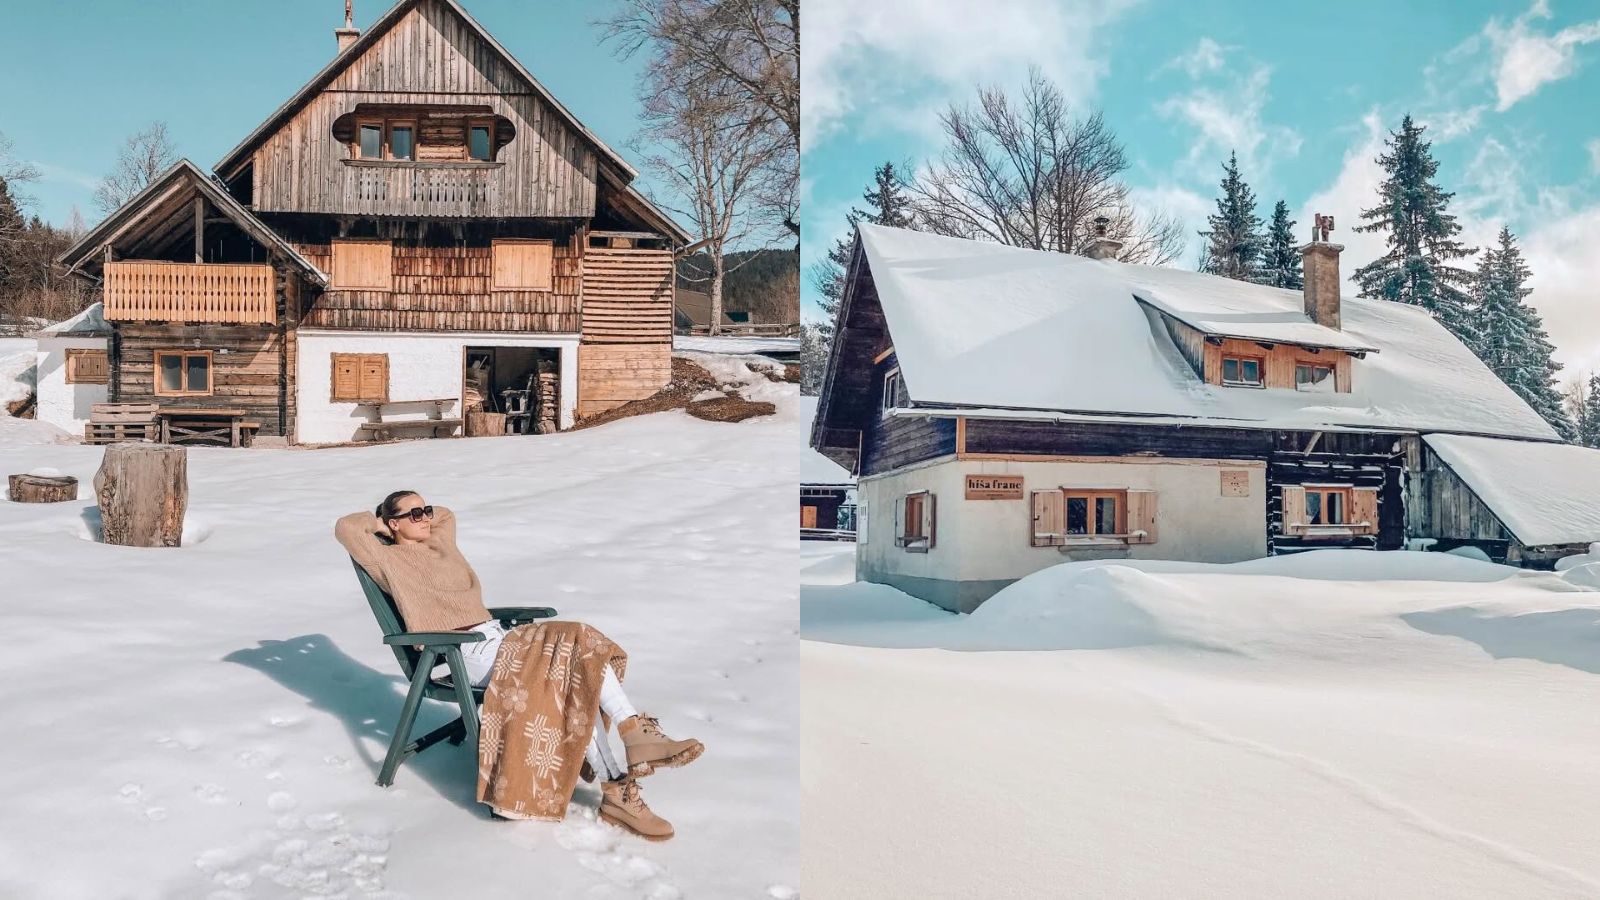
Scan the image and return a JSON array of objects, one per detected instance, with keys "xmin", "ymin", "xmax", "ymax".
[
  {"xmin": 861, "ymin": 414, "xmax": 958, "ymax": 476},
  {"xmin": 1267, "ymin": 430, "xmax": 1403, "ymax": 554},
  {"xmin": 1406, "ymin": 444, "xmax": 1514, "ymax": 557},
  {"xmin": 577, "ymin": 344, "xmax": 671, "ymax": 418},
  {"xmin": 103, "ymin": 262, "xmax": 275, "ymax": 324},
  {"xmin": 294, "ymin": 238, "xmax": 580, "ymax": 332},
  {"xmin": 249, "ymin": 3, "xmax": 596, "ymax": 218},
  {"xmin": 113, "ymin": 323, "xmax": 292, "ymax": 437},
  {"xmin": 1202, "ymin": 337, "xmax": 1354, "ymax": 392},
  {"xmin": 963, "ymin": 418, "xmax": 1274, "ymax": 460}
]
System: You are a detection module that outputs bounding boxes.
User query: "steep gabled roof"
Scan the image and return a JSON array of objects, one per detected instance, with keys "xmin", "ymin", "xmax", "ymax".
[
  {"xmin": 843, "ymin": 224, "xmax": 1559, "ymax": 442},
  {"xmin": 213, "ymin": 0, "xmax": 636, "ymax": 183},
  {"xmin": 56, "ymin": 160, "xmax": 327, "ymax": 285}
]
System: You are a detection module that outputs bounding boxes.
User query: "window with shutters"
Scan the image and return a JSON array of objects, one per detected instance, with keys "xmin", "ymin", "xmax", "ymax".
[
  {"xmin": 491, "ymin": 240, "xmax": 553, "ymax": 291},
  {"xmin": 895, "ymin": 490, "xmax": 935, "ymax": 553},
  {"xmin": 154, "ymin": 350, "xmax": 213, "ymax": 396},
  {"xmin": 331, "ymin": 240, "xmax": 392, "ymax": 291},
  {"xmin": 65, "ymin": 348, "xmax": 109, "ymax": 385},
  {"xmin": 331, "ymin": 353, "xmax": 389, "ymax": 402},
  {"xmin": 1281, "ymin": 485, "xmax": 1378, "ymax": 536},
  {"xmin": 1032, "ymin": 487, "xmax": 1157, "ymax": 545}
]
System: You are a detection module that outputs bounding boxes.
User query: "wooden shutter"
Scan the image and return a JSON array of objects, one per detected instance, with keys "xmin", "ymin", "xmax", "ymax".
[
  {"xmin": 801, "ymin": 505, "xmax": 818, "ymax": 529},
  {"xmin": 1350, "ymin": 487, "xmax": 1380, "ymax": 535},
  {"xmin": 492, "ymin": 240, "xmax": 553, "ymax": 291},
  {"xmin": 1032, "ymin": 490, "xmax": 1065, "ymax": 547},
  {"xmin": 332, "ymin": 354, "xmax": 360, "ymax": 401},
  {"xmin": 893, "ymin": 496, "xmax": 906, "ymax": 547},
  {"xmin": 359, "ymin": 354, "xmax": 389, "ymax": 402},
  {"xmin": 1127, "ymin": 489, "xmax": 1158, "ymax": 544},
  {"xmin": 331, "ymin": 240, "xmax": 392, "ymax": 290},
  {"xmin": 66, "ymin": 348, "xmax": 109, "ymax": 385},
  {"xmin": 1281, "ymin": 486, "xmax": 1307, "ymax": 533},
  {"xmin": 923, "ymin": 493, "xmax": 937, "ymax": 550}
]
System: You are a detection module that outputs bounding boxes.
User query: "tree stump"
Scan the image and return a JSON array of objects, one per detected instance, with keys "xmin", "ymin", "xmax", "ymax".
[
  {"xmin": 466, "ymin": 411, "xmax": 506, "ymax": 437},
  {"xmin": 94, "ymin": 444, "xmax": 188, "ymax": 547},
  {"xmin": 8, "ymin": 473, "xmax": 78, "ymax": 503}
]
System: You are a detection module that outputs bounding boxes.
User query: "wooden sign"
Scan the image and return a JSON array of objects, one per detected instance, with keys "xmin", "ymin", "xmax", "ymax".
[
  {"xmin": 965, "ymin": 474, "xmax": 1023, "ymax": 500},
  {"xmin": 1220, "ymin": 469, "xmax": 1251, "ymax": 497}
]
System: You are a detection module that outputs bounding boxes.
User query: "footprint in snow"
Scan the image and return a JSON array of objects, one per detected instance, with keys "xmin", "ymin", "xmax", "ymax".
[
  {"xmin": 144, "ymin": 806, "xmax": 168, "ymax": 822},
  {"xmin": 555, "ymin": 808, "xmax": 680, "ymax": 897},
  {"xmin": 118, "ymin": 783, "xmax": 143, "ymax": 804},
  {"xmin": 193, "ymin": 783, "xmax": 229, "ymax": 804}
]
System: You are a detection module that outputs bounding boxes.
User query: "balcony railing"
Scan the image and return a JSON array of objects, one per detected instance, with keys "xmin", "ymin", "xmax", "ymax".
[{"xmin": 104, "ymin": 261, "xmax": 275, "ymax": 324}]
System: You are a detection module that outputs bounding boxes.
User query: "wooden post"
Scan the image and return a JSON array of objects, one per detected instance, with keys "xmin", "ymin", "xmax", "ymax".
[
  {"xmin": 93, "ymin": 444, "xmax": 188, "ymax": 547},
  {"xmin": 7, "ymin": 474, "xmax": 79, "ymax": 503},
  {"xmin": 193, "ymin": 197, "xmax": 205, "ymax": 263}
]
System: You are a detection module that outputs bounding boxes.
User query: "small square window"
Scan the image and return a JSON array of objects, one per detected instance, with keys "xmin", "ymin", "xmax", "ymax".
[
  {"xmin": 389, "ymin": 124, "xmax": 415, "ymax": 160},
  {"xmin": 1221, "ymin": 355, "xmax": 1263, "ymax": 387},
  {"xmin": 358, "ymin": 123, "xmax": 383, "ymax": 159},
  {"xmin": 155, "ymin": 350, "xmax": 212, "ymax": 396}
]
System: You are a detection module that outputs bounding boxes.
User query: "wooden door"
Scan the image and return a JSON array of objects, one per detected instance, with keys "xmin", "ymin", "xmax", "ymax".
[{"xmin": 801, "ymin": 505, "xmax": 818, "ymax": 529}]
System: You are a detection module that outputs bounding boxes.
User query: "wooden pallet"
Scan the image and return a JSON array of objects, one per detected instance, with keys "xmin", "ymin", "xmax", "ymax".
[{"xmin": 85, "ymin": 403, "xmax": 160, "ymax": 445}]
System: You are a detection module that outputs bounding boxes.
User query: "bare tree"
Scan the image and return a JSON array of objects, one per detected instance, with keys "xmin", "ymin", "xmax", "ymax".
[
  {"xmin": 637, "ymin": 75, "xmax": 786, "ymax": 334},
  {"xmin": 93, "ymin": 121, "xmax": 177, "ymax": 214},
  {"xmin": 913, "ymin": 69, "xmax": 1185, "ymax": 265},
  {"xmin": 602, "ymin": 0, "xmax": 799, "ymax": 235}
]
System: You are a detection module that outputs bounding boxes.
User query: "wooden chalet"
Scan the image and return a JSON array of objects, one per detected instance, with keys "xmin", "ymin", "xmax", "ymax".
[
  {"xmin": 812, "ymin": 223, "xmax": 1583, "ymax": 612},
  {"xmin": 59, "ymin": 0, "xmax": 688, "ymax": 446}
]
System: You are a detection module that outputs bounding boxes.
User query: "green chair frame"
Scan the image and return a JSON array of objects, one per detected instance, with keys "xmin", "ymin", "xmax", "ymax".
[{"xmin": 350, "ymin": 558, "xmax": 557, "ymax": 787}]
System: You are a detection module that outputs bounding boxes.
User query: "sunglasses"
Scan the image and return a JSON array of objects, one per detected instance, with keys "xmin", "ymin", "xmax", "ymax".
[{"xmin": 389, "ymin": 505, "xmax": 435, "ymax": 523}]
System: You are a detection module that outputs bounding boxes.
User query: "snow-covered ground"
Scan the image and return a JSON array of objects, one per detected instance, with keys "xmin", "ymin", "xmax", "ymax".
[
  {"xmin": 0, "ymin": 358, "xmax": 798, "ymax": 899},
  {"xmin": 0, "ymin": 335, "xmax": 37, "ymax": 408},
  {"xmin": 803, "ymin": 543, "xmax": 1600, "ymax": 898},
  {"xmin": 672, "ymin": 335, "xmax": 799, "ymax": 359}
]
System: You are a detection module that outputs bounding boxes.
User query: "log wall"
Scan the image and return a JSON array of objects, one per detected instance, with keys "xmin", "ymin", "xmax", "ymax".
[
  {"xmin": 113, "ymin": 323, "xmax": 293, "ymax": 437},
  {"xmin": 247, "ymin": 2, "xmax": 597, "ymax": 218}
]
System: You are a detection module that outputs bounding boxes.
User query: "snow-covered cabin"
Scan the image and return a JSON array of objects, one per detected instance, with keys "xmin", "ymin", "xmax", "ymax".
[
  {"xmin": 811, "ymin": 224, "xmax": 1585, "ymax": 611},
  {"xmin": 28, "ymin": 302, "xmax": 111, "ymax": 434},
  {"xmin": 800, "ymin": 395, "xmax": 856, "ymax": 539},
  {"xmin": 55, "ymin": 0, "xmax": 687, "ymax": 446}
]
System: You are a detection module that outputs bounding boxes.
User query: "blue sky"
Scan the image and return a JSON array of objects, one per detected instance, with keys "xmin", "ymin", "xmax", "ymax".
[
  {"xmin": 0, "ymin": 0, "xmax": 655, "ymax": 224},
  {"xmin": 802, "ymin": 0, "xmax": 1600, "ymax": 376}
]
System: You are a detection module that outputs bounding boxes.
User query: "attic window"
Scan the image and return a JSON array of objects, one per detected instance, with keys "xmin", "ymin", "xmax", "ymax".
[
  {"xmin": 881, "ymin": 367, "xmax": 905, "ymax": 418},
  {"xmin": 468, "ymin": 121, "xmax": 494, "ymax": 161},
  {"xmin": 1296, "ymin": 363, "xmax": 1335, "ymax": 393},
  {"xmin": 1221, "ymin": 355, "xmax": 1263, "ymax": 387},
  {"xmin": 336, "ymin": 109, "xmax": 514, "ymax": 163}
]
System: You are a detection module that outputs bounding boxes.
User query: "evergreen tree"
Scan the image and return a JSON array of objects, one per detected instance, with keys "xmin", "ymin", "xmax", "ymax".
[
  {"xmin": 1353, "ymin": 115, "xmax": 1478, "ymax": 342},
  {"xmin": 1258, "ymin": 200, "xmax": 1302, "ymax": 290},
  {"xmin": 810, "ymin": 161, "xmax": 914, "ymax": 346},
  {"xmin": 1582, "ymin": 372, "xmax": 1600, "ymax": 448},
  {"xmin": 0, "ymin": 174, "xmax": 26, "ymax": 292},
  {"xmin": 1471, "ymin": 226, "xmax": 1573, "ymax": 439},
  {"xmin": 1201, "ymin": 152, "xmax": 1265, "ymax": 283}
]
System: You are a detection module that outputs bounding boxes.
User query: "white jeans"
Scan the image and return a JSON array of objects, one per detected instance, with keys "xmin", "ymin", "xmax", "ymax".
[{"xmin": 458, "ymin": 619, "xmax": 637, "ymax": 781}]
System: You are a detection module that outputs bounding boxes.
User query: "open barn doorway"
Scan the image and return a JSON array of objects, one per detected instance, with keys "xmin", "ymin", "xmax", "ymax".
[{"xmin": 463, "ymin": 346, "xmax": 562, "ymax": 434}]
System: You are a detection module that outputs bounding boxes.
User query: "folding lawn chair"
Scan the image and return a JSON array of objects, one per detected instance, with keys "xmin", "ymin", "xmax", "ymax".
[{"xmin": 350, "ymin": 558, "xmax": 557, "ymax": 787}]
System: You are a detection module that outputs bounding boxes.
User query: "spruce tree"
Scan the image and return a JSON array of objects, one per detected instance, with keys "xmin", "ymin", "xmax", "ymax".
[
  {"xmin": 1472, "ymin": 226, "xmax": 1573, "ymax": 439},
  {"xmin": 1353, "ymin": 115, "xmax": 1478, "ymax": 342},
  {"xmin": 1201, "ymin": 152, "xmax": 1265, "ymax": 282},
  {"xmin": 810, "ymin": 161, "xmax": 913, "ymax": 345},
  {"xmin": 1582, "ymin": 372, "xmax": 1600, "ymax": 448},
  {"xmin": 1259, "ymin": 200, "xmax": 1302, "ymax": 290},
  {"xmin": 0, "ymin": 175, "xmax": 27, "ymax": 296}
]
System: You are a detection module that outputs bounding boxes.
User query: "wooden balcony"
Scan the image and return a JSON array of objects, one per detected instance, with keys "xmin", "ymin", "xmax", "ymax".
[{"xmin": 103, "ymin": 261, "xmax": 275, "ymax": 324}]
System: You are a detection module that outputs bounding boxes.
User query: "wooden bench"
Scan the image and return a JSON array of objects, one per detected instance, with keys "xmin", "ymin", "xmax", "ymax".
[
  {"xmin": 85, "ymin": 403, "xmax": 159, "ymax": 445},
  {"xmin": 355, "ymin": 398, "xmax": 462, "ymax": 442},
  {"xmin": 157, "ymin": 407, "xmax": 261, "ymax": 448}
]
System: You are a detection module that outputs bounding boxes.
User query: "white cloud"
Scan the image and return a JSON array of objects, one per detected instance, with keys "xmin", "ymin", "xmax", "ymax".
[
  {"xmin": 1484, "ymin": 1, "xmax": 1600, "ymax": 111},
  {"xmin": 1156, "ymin": 62, "xmax": 1301, "ymax": 186},
  {"xmin": 1523, "ymin": 204, "xmax": 1600, "ymax": 373},
  {"xmin": 1588, "ymin": 138, "xmax": 1600, "ymax": 174},
  {"xmin": 1159, "ymin": 37, "xmax": 1228, "ymax": 79},
  {"xmin": 1128, "ymin": 182, "xmax": 1211, "ymax": 265},
  {"xmin": 801, "ymin": 0, "xmax": 1141, "ymax": 153},
  {"xmin": 1297, "ymin": 111, "xmax": 1390, "ymax": 288}
]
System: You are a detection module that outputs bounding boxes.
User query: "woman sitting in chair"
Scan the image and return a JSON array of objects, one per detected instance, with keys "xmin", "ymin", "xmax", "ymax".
[{"xmin": 336, "ymin": 490, "xmax": 702, "ymax": 841}]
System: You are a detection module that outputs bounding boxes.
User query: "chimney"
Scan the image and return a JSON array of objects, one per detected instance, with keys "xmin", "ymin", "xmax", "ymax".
[
  {"xmin": 1083, "ymin": 215, "xmax": 1124, "ymax": 261},
  {"xmin": 1298, "ymin": 213, "xmax": 1342, "ymax": 330},
  {"xmin": 335, "ymin": 0, "xmax": 360, "ymax": 52}
]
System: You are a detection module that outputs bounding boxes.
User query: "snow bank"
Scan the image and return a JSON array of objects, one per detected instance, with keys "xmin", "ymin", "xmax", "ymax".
[
  {"xmin": 0, "ymin": 336, "xmax": 37, "ymax": 407},
  {"xmin": 0, "ymin": 393, "xmax": 798, "ymax": 897},
  {"xmin": 673, "ymin": 335, "xmax": 799, "ymax": 357},
  {"xmin": 675, "ymin": 349, "xmax": 794, "ymax": 410}
]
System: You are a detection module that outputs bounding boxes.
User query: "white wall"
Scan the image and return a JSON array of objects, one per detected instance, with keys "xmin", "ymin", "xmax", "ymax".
[
  {"xmin": 34, "ymin": 337, "xmax": 107, "ymax": 435},
  {"xmin": 295, "ymin": 330, "xmax": 578, "ymax": 444},
  {"xmin": 858, "ymin": 456, "xmax": 1268, "ymax": 607}
]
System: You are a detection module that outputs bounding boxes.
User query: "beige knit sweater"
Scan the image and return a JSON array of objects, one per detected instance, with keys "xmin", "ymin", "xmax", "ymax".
[{"xmin": 335, "ymin": 506, "xmax": 493, "ymax": 632}]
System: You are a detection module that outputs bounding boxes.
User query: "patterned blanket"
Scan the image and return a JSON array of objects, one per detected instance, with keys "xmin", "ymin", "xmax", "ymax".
[{"xmin": 476, "ymin": 621, "xmax": 627, "ymax": 820}]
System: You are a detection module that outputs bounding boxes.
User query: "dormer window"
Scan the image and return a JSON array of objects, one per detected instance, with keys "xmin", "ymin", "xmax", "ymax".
[
  {"xmin": 1221, "ymin": 355, "xmax": 1263, "ymax": 387},
  {"xmin": 882, "ymin": 367, "xmax": 905, "ymax": 418},
  {"xmin": 1296, "ymin": 363, "xmax": 1335, "ymax": 393}
]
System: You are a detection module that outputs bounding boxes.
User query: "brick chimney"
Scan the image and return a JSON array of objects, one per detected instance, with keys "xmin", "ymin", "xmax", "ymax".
[
  {"xmin": 335, "ymin": 0, "xmax": 360, "ymax": 52},
  {"xmin": 1083, "ymin": 215, "xmax": 1124, "ymax": 261},
  {"xmin": 1298, "ymin": 213, "xmax": 1342, "ymax": 330}
]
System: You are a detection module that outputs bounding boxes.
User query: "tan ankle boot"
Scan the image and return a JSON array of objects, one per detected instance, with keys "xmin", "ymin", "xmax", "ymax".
[
  {"xmin": 619, "ymin": 714, "xmax": 705, "ymax": 777},
  {"xmin": 599, "ymin": 777, "xmax": 673, "ymax": 842}
]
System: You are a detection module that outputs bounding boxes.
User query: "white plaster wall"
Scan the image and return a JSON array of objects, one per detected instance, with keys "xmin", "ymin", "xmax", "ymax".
[
  {"xmin": 953, "ymin": 458, "xmax": 1267, "ymax": 582},
  {"xmin": 859, "ymin": 456, "xmax": 1267, "ymax": 586},
  {"xmin": 34, "ymin": 337, "xmax": 107, "ymax": 435},
  {"xmin": 295, "ymin": 330, "xmax": 579, "ymax": 444}
]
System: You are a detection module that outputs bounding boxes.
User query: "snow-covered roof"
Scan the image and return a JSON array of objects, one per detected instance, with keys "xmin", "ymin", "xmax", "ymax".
[
  {"xmin": 29, "ymin": 302, "xmax": 109, "ymax": 338},
  {"xmin": 1423, "ymin": 434, "xmax": 1600, "ymax": 547},
  {"xmin": 1125, "ymin": 266, "xmax": 1379, "ymax": 354},
  {"xmin": 800, "ymin": 396, "xmax": 855, "ymax": 486},
  {"xmin": 858, "ymin": 224, "xmax": 1559, "ymax": 441}
]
